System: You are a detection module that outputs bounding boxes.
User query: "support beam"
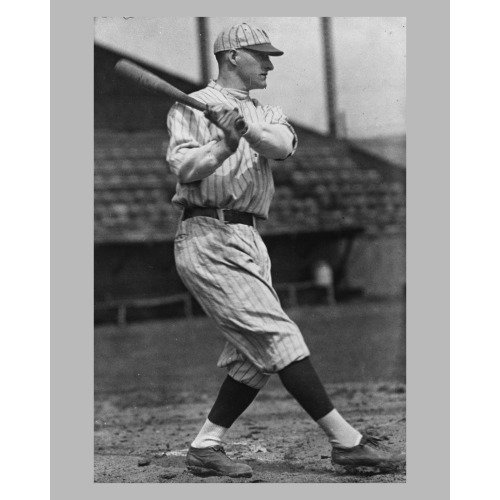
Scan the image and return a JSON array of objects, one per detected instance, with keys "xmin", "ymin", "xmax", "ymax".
[
  {"xmin": 197, "ymin": 17, "xmax": 211, "ymax": 84},
  {"xmin": 320, "ymin": 17, "xmax": 338, "ymax": 140}
]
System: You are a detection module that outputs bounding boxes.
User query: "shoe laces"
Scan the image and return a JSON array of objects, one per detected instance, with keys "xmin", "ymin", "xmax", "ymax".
[
  {"xmin": 209, "ymin": 445, "xmax": 227, "ymax": 455},
  {"xmin": 360, "ymin": 435, "xmax": 383, "ymax": 448}
]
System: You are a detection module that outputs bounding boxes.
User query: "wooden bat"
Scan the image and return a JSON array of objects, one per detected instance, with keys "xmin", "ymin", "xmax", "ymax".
[{"xmin": 114, "ymin": 58, "xmax": 247, "ymax": 132}]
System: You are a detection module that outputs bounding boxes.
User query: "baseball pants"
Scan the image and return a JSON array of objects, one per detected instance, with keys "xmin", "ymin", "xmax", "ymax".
[{"xmin": 174, "ymin": 215, "xmax": 310, "ymax": 389}]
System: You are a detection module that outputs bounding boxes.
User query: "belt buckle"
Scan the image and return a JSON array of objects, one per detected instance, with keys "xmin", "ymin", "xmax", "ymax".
[
  {"xmin": 218, "ymin": 208, "xmax": 256, "ymax": 228},
  {"xmin": 216, "ymin": 208, "xmax": 225, "ymax": 223}
]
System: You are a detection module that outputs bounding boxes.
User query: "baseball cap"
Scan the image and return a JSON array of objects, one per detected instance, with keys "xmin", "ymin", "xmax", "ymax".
[{"xmin": 213, "ymin": 22, "xmax": 284, "ymax": 56}]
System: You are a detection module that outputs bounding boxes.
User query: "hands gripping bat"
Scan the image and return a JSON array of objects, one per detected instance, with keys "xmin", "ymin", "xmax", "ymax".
[{"xmin": 114, "ymin": 59, "xmax": 247, "ymax": 133}]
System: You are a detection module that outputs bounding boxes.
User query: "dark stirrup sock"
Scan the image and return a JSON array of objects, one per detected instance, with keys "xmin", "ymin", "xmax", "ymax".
[
  {"xmin": 278, "ymin": 357, "xmax": 334, "ymax": 421},
  {"xmin": 207, "ymin": 375, "xmax": 261, "ymax": 428}
]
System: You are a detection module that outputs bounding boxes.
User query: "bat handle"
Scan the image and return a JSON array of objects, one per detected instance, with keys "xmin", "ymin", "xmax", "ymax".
[{"xmin": 205, "ymin": 105, "xmax": 248, "ymax": 135}]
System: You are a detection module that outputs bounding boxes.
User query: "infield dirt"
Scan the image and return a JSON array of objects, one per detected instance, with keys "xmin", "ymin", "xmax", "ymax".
[{"xmin": 94, "ymin": 301, "xmax": 406, "ymax": 483}]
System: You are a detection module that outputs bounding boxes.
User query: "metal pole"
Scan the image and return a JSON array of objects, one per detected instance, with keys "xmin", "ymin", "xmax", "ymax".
[
  {"xmin": 197, "ymin": 17, "xmax": 211, "ymax": 84},
  {"xmin": 321, "ymin": 17, "xmax": 338, "ymax": 140}
]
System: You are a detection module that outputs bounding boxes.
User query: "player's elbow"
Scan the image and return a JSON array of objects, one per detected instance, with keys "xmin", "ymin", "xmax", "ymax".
[
  {"xmin": 177, "ymin": 162, "xmax": 208, "ymax": 184},
  {"xmin": 272, "ymin": 149, "xmax": 293, "ymax": 161},
  {"xmin": 260, "ymin": 124, "xmax": 296, "ymax": 160},
  {"xmin": 175, "ymin": 165, "xmax": 194, "ymax": 183},
  {"xmin": 168, "ymin": 154, "xmax": 196, "ymax": 183}
]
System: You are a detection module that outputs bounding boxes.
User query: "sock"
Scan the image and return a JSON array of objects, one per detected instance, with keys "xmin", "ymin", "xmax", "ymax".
[
  {"xmin": 278, "ymin": 357, "xmax": 361, "ymax": 447},
  {"xmin": 317, "ymin": 409, "xmax": 362, "ymax": 447},
  {"xmin": 207, "ymin": 375, "xmax": 260, "ymax": 428},
  {"xmin": 278, "ymin": 357, "xmax": 335, "ymax": 420},
  {"xmin": 191, "ymin": 375, "xmax": 260, "ymax": 448},
  {"xmin": 191, "ymin": 419, "xmax": 228, "ymax": 448}
]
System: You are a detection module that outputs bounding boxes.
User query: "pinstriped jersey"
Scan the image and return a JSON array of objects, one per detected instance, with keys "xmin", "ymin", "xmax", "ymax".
[{"xmin": 166, "ymin": 80, "xmax": 297, "ymax": 219}]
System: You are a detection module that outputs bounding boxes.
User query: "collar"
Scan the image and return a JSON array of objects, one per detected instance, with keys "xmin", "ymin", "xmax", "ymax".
[{"xmin": 208, "ymin": 80, "xmax": 251, "ymax": 101}]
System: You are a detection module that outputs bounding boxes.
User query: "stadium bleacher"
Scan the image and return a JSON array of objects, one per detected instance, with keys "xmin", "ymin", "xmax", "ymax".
[{"xmin": 94, "ymin": 130, "xmax": 406, "ymax": 244}]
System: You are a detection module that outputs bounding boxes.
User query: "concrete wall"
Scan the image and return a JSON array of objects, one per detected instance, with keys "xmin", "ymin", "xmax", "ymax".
[{"xmin": 346, "ymin": 233, "xmax": 406, "ymax": 297}]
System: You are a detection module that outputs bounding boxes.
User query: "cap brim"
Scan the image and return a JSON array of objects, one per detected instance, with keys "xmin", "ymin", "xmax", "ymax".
[{"xmin": 243, "ymin": 43, "xmax": 284, "ymax": 56}]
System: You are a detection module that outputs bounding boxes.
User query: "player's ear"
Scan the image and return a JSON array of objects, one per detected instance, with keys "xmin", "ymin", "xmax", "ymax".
[{"xmin": 227, "ymin": 49, "xmax": 239, "ymax": 67}]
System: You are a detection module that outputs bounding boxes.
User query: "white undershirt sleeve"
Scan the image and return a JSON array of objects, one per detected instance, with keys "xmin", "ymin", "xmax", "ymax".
[
  {"xmin": 169, "ymin": 140, "xmax": 235, "ymax": 183},
  {"xmin": 242, "ymin": 122, "xmax": 295, "ymax": 160}
]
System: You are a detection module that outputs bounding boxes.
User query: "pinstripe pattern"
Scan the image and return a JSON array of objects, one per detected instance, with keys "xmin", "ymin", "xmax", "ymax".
[
  {"xmin": 168, "ymin": 81, "xmax": 307, "ymax": 389},
  {"xmin": 174, "ymin": 216, "xmax": 310, "ymax": 389},
  {"xmin": 167, "ymin": 81, "xmax": 297, "ymax": 219},
  {"xmin": 214, "ymin": 23, "xmax": 275, "ymax": 53}
]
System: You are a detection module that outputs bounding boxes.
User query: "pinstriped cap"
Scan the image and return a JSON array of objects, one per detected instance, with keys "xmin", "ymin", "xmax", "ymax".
[{"xmin": 214, "ymin": 22, "xmax": 284, "ymax": 56}]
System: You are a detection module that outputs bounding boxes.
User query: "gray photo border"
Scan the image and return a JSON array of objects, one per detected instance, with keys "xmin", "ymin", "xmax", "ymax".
[{"xmin": 51, "ymin": 1, "xmax": 449, "ymax": 499}]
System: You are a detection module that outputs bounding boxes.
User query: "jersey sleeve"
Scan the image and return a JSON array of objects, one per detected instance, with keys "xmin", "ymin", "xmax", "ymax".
[
  {"xmin": 166, "ymin": 102, "xmax": 208, "ymax": 175},
  {"xmin": 166, "ymin": 102, "xmax": 234, "ymax": 183},
  {"xmin": 261, "ymin": 104, "xmax": 298, "ymax": 158},
  {"xmin": 242, "ymin": 100, "xmax": 298, "ymax": 160}
]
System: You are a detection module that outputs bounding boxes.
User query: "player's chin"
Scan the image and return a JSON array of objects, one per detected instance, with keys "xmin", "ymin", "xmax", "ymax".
[
  {"xmin": 256, "ymin": 79, "xmax": 267, "ymax": 90},
  {"xmin": 248, "ymin": 77, "xmax": 267, "ymax": 91}
]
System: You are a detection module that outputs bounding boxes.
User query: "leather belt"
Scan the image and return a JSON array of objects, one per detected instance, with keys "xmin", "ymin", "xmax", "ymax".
[{"xmin": 182, "ymin": 207, "xmax": 256, "ymax": 227}]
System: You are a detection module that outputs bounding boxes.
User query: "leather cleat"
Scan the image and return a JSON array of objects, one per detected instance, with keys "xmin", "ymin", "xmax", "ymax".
[
  {"xmin": 186, "ymin": 445, "xmax": 253, "ymax": 478},
  {"xmin": 331, "ymin": 435, "xmax": 406, "ymax": 474}
]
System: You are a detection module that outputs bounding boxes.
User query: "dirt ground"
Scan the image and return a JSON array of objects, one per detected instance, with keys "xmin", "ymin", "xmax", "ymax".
[{"xmin": 94, "ymin": 301, "xmax": 406, "ymax": 483}]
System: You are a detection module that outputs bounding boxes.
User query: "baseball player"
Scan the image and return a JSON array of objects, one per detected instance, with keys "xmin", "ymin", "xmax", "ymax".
[{"xmin": 166, "ymin": 22, "xmax": 405, "ymax": 478}]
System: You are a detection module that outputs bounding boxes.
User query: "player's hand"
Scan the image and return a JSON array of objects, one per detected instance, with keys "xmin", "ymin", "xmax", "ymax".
[{"xmin": 205, "ymin": 103, "xmax": 247, "ymax": 152}]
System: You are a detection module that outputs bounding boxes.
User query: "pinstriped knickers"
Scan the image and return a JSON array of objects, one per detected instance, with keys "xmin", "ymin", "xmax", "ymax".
[{"xmin": 174, "ymin": 216, "xmax": 310, "ymax": 389}]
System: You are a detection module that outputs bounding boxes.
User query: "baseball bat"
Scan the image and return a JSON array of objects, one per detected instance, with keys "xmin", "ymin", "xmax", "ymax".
[
  {"xmin": 114, "ymin": 59, "xmax": 207, "ymax": 112},
  {"xmin": 114, "ymin": 59, "xmax": 247, "ymax": 132}
]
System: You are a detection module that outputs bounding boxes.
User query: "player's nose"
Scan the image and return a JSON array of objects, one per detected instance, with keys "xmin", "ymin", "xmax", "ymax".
[{"xmin": 264, "ymin": 58, "xmax": 274, "ymax": 71}]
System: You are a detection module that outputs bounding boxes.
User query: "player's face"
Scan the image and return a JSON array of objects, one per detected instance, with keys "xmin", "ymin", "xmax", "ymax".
[{"xmin": 235, "ymin": 49, "xmax": 274, "ymax": 91}]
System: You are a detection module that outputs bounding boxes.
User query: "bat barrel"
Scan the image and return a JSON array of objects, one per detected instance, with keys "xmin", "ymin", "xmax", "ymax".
[{"xmin": 114, "ymin": 59, "xmax": 207, "ymax": 113}]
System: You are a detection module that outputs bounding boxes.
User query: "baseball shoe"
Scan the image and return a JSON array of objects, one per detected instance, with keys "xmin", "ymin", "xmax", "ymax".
[
  {"xmin": 186, "ymin": 445, "xmax": 253, "ymax": 478},
  {"xmin": 331, "ymin": 435, "xmax": 405, "ymax": 474}
]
